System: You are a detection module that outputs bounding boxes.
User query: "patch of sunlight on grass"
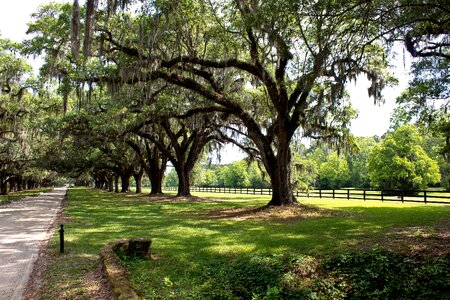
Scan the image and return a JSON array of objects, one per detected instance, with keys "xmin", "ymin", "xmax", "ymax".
[
  {"xmin": 190, "ymin": 191, "xmax": 271, "ymax": 203},
  {"xmin": 300, "ymin": 197, "xmax": 446, "ymax": 209},
  {"xmin": 206, "ymin": 243, "xmax": 257, "ymax": 255}
]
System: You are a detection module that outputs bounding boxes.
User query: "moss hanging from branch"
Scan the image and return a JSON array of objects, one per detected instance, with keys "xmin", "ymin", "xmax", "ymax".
[
  {"xmin": 83, "ymin": 0, "xmax": 98, "ymax": 58},
  {"xmin": 71, "ymin": 0, "xmax": 80, "ymax": 63}
]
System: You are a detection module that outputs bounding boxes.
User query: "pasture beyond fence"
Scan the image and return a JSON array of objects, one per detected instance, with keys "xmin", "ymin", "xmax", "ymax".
[{"xmin": 164, "ymin": 186, "xmax": 450, "ymax": 204}]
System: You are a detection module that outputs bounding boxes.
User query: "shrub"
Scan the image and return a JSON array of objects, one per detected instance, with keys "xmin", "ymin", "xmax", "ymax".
[{"xmin": 325, "ymin": 248, "xmax": 450, "ymax": 299}]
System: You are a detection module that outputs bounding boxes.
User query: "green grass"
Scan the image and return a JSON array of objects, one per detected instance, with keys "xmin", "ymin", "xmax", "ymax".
[
  {"xmin": 40, "ymin": 188, "xmax": 449, "ymax": 299},
  {"xmin": 0, "ymin": 187, "xmax": 53, "ymax": 204}
]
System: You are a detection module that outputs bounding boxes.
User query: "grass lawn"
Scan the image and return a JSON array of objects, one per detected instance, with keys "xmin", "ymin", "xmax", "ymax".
[
  {"xmin": 40, "ymin": 188, "xmax": 449, "ymax": 299},
  {"xmin": 0, "ymin": 187, "xmax": 53, "ymax": 204}
]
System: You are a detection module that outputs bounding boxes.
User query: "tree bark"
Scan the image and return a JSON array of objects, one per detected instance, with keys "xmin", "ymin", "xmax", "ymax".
[
  {"xmin": 9, "ymin": 179, "xmax": 15, "ymax": 193},
  {"xmin": 264, "ymin": 131, "xmax": 297, "ymax": 206},
  {"xmin": 135, "ymin": 177, "xmax": 142, "ymax": 193},
  {"xmin": 107, "ymin": 176, "xmax": 114, "ymax": 192},
  {"xmin": 120, "ymin": 174, "xmax": 131, "ymax": 193},
  {"xmin": 176, "ymin": 165, "xmax": 191, "ymax": 196},
  {"xmin": 133, "ymin": 168, "xmax": 143, "ymax": 193},
  {"xmin": 17, "ymin": 177, "xmax": 23, "ymax": 191},
  {"xmin": 148, "ymin": 171, "xmax": 164, "ymax": 194},
  {"xmin": 146, "ymin": 142, "xmax": 166, "ymax": 195},
  {"xmin": 0, "ymin": 177, "xmax": 7, "ymax": 195}
]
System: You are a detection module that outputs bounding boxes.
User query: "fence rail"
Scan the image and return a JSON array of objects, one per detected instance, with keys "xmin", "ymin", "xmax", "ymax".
[{"xmin": 164, "ymin": 186, "xmax": 450, "ymax": 204}]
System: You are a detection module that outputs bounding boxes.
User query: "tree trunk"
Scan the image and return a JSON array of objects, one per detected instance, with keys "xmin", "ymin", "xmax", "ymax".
[
  {"xmin": 120, "ymin": 174, "xmax": 131, "ymax": 193},
  {"xmin": 107, "ymin": 176, "xmax": 114, "ymax": 192},
  {"xmin": 265, "ymin": 134, "xmax": 297, "ymax": 206},
  {"xmin": 8, "ymin": 179, "xmax": 15, "ymax": 193},
  {"xmin": 149, "ymin": 171, "xmax": 164, "ymax": 194},
  {"xmin": 135, "ymin": 177, "xmax": 142, "ymax": 193},
  {"xmin": 17, "ymin": 177, "xmax": 23, "ymax": 191},
  {"xmin": 133, "ymin": 169, "xmax": 143, "ymax": 193},
  {"xmin": 0, "ymin": 177, "xmax": 7, "ymax": 195},
  {"xmin": 145, "ymin": 141, "xmax": 167, "ymax": 195},
  {"xmin": 176, "ymin": 165, "xmax": 191, "ymax": 196}
]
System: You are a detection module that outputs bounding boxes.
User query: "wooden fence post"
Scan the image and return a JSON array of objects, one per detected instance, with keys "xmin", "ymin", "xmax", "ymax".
[{"xmin": 424, "ymin": 191, "xmax": 427, "ymax": 204}]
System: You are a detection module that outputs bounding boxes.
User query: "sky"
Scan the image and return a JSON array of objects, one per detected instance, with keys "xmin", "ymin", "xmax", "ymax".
[{"xmin": 1, "ymin": 0, "xmax": 412, "ymax": 164}]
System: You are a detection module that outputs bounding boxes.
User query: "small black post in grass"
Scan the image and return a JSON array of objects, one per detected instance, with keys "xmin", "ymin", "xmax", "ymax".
[{"xmin": 59, "ymin": 224, "xmax": 65, "ymax": 253}]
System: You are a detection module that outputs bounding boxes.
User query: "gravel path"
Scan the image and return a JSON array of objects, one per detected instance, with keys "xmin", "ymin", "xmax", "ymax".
[{"xmin": 0, "ymin": 187, "xmax": 65, "ymax": 300}]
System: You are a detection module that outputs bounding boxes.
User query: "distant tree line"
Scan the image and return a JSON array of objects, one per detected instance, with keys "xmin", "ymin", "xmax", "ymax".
[
  {"xmin": 165, "ymin": 124, "xmax": 444, "ymax": 191},
  {"xmin": 165, "ymin": 160, "xmax": 271, "ymax": 189}
]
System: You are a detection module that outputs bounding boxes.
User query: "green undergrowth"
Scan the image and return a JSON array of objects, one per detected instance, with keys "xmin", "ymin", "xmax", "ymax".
[
  {"xmin": 121, "ymin": 248, "xmax": 449, "ymax": 300},
  {"xmin": 40, "ymin": 188, "xmax": 449, "ymax": 299},
  {"xmin": 0, "ymin": 187, "xmax": 53, "ymax": 204}
]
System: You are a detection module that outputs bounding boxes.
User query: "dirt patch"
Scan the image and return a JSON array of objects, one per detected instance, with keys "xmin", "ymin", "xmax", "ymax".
[
  {"xmin": 82, "ymin": 265, "xmax": 115, "ymax": 300},
  {"xmin": 357, "ymin": 225, "xmax": 450, "ymax": 260},
  {"xmin": 22, "ymin": 249, "xmax": 57, "ymax": 299},
  {"xmin": 198, "ymin": 203, "xmax": 353, "ymax": 221}
]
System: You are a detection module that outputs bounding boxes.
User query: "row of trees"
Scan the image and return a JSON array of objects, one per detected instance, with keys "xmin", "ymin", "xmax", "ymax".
[
  {"xmin": 1, "ymin": 0, "xmax": 448, "ymax": 204},
  {"xmin": 0, "ymin": 37, "xmax": 63, "ymax": 194},
  {"xmin": 167, "ymin": 124, "xmax": 443, "ymax": 191}
]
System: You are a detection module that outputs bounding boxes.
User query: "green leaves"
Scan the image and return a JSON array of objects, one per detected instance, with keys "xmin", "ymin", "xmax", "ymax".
[
  {"xmin": 368, "ymin": 125, "xmax": 441, "ymax": 190},
  {"xmin": 318, "ymin": 151, "xmax": 350, "ymax": 189}
]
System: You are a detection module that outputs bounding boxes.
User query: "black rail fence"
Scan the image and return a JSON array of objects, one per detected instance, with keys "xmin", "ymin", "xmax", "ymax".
[{"xmin": 164, "ymin": 186, "xmax": 450, "ymax": 204}]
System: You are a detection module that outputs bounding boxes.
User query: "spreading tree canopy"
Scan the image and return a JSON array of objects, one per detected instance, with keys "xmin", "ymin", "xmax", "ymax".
[{"xmin": 75, "ymin": 0, "xmax": 393, "ymax": 205}]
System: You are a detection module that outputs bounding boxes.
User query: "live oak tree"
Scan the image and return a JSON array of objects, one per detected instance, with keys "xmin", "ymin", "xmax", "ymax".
[
  {"xmin": 133, "ymin": 112, "xmax": 223, "ymax": 196},
  {"xmin": 82, "ymin": 0, "xmax": 391, "ymax": 205},
  {"xmin": 24, "ymin": 2, "xmax": 75, "ymax": 114},
  {"xmin": 0, "ymin": 37, "xmax": 48, "ymax": 193},
  {"xmin": 126, "ymin": 135, "xmax": 168, "ymax": 195}
]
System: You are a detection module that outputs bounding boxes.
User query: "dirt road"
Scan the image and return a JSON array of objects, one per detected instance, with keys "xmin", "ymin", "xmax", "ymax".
[{"xmin": 0, "ymin": 187, "xmax": 65, "ymax": 300}]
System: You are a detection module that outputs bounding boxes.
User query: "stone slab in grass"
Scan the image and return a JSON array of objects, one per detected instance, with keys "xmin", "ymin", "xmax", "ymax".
[{"xmin": 100, "ymin": 238, "xmax": 151, "ymax": 300}]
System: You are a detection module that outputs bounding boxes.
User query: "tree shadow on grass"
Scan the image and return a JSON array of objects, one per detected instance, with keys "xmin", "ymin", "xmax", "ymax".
[{"xmin": 188, "ymin": 203, "xmax": 354, "ymax": 221}]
